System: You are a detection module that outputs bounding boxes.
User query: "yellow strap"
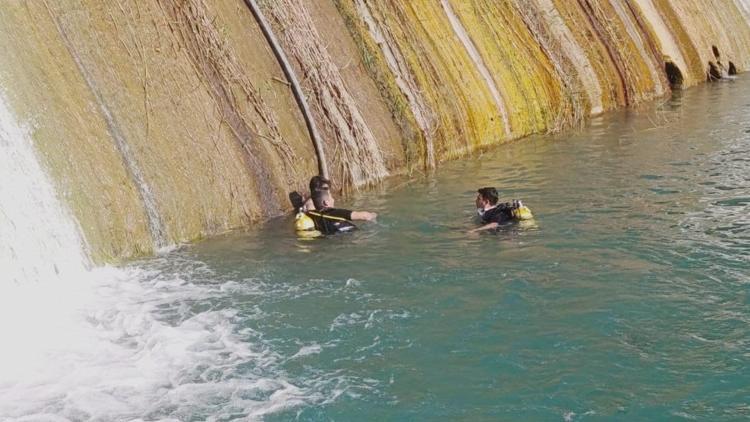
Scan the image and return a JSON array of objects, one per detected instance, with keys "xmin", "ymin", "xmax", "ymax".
[{"xmin": 307, "ymin": 211, "xmax": 349, "ymax": 222}]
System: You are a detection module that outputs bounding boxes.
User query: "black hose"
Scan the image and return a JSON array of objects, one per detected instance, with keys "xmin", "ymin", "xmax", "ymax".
[{"xmin": 243, "ymin": 0, "xmax": 329, "ymax": 179}]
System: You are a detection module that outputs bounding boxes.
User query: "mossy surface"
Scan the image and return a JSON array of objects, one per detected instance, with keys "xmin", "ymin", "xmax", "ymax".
[
  {"xmin": 447, "ymin": 0, "xmax": 566, "ymax": 137},
  {"xmin": 0, "ymin": 3, "xmax": 152, "ymax": 262},
  {"xmin": 2, "ymin": 0, "xmax": 750, "ymax": 262},
  {"xmin": 0, "ymin": 0, "xmax": 316, "ymax": 262}
]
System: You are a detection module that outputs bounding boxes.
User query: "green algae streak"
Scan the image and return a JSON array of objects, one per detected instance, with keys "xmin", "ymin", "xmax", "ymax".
[{"xmin": 1, "ymin": 0, "xmax": 750, "ymax": 262}]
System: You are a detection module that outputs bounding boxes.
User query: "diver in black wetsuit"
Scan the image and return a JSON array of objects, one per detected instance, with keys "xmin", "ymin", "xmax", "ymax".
[
  {"xmin": 306, "ymin": 188, "xmax": 377, "ymax": 235},
  {"xmin": 302, "ymin": 175, "xmax": 331, "ymax": 212},
  {"xmin": 290, "ymin": 175, "xmax": 332, "ymax": 213},
  {"xmin": 469, "ymin": 187, "xmax": 519, "ymax": 233}
]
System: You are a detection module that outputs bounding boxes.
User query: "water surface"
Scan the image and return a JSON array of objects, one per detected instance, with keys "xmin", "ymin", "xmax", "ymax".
[{"xmin": 3, "ymin": 77, "xmax": 750, "ymax": 420}]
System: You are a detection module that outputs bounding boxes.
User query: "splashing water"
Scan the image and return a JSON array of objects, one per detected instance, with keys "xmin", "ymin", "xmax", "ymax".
[
  {"xmin": 0, "ymin": 94, "xmax": 90, "ymax": 284},
  {"xmin": 0, "ymin": 95, "xmax": 312, "ymax": 420}
]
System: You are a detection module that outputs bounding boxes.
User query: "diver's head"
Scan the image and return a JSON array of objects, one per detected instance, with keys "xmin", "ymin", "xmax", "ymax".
[
  {"xmin": 312, "ymin": 188, "xmax": 334, "ymax": 210},
  {"xmin": 476, "ymin": 187, "xmax": 499, "ymax": 209},
  {"xmin": 309, "ymin": 175, "xmax": 331, "ymax": 194}
]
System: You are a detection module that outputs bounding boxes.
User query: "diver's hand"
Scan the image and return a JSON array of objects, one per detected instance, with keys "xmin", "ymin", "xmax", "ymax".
[
  {"xmin": 468, "ymin": 222, "xmax": 498, "ymax": 233},
  {"xmin": 351, "ymin": 211, "xmax": 377, "ymax": 221}
]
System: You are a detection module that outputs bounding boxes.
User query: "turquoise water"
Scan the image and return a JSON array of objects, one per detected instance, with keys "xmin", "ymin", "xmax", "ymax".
[
  {"xmin": 138, "ymin": 77, "xmax": 749, "ymax": 420},
  {"xmin": 6, "ymin": 78, "xmax": 749, "ymax": 420}
]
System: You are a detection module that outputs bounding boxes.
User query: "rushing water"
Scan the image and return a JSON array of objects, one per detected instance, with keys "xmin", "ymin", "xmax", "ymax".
[
  {"xmin": 0, "ymin": 94, "xmax": 90, "ymax": 284},
  {"xmin": 2, "ymin": 77, "xmax": 750, "ymax": 420}
]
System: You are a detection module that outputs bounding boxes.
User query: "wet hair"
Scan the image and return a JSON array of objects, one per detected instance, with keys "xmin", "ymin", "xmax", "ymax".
[
  {"xmin": 311, "ymin": 188, "xmax": 331, "ymax": 210},
  {"xmin": 477, "ymin": 187, "xmax": 499, "ymax": 205},
  {"xmin": 309, "ymin": 176, "xmax": 331, "ymax": 193}
]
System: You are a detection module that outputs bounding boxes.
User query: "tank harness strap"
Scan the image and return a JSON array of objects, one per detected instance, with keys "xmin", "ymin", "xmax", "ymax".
[{"xmin": 307, "ymin": 211, "xmax": 349, "ymax": 222}]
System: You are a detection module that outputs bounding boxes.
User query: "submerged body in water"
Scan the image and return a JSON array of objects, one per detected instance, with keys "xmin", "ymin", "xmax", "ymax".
[
  {"xmin": 295, "ymin": 187, "xmax": 377, "ymax": 237},
  {"xmin": 472, "ymin": 186, "xmax": 534, "ymax": 233}
]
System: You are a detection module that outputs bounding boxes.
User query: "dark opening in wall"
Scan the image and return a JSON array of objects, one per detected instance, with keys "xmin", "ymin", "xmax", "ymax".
[
  {"xmin": 728, "ymin": 61, "xmax": 738, "ymax": 75},
  {"xmin": 708, "ymin": 61, "xmax": 722, "ymax": 81},
  {"xmin": 712, "ymin": 45, "xmax": 721, "ymax": 59},
  {"xmin": 665, "ymin": 61, "xmax": 684, "ymax": 88}
]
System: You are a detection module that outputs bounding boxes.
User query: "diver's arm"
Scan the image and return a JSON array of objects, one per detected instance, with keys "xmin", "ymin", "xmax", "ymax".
[
  {"xmin": 350, "ymin": 211, "xmax": 377, "ymax": 221},
  {"xmin": 468, "ymin": 222, "xmax": 498, "ymax": 233}
]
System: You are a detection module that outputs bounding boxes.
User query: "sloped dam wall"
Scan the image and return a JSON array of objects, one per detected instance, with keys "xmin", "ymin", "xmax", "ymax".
[{"xmin": 1, "ymin": 0, "xmax": 750, "ymax": 263}]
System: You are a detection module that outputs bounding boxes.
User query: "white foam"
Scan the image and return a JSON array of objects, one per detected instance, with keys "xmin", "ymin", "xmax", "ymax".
[
  {"xmin": 291, "ymin": 344, "xmax": 323, "ymax": 359},
  {"xmin": 345, "ymin": 278, "xmax": 362, "ymax": 288},
  {"xmin": 0, "ymin": 92, "xmax": 90, "ymax": 284},
  {"xmin": 0, "ymin": 94, "xmax": 324, "ymax": 419},
  {"xmin": 0, "ymin": 266, "xmax": 315, "ymax": 420}
]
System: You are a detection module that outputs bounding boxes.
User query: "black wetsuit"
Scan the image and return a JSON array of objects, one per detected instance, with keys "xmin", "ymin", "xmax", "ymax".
[
  {"xmin": 481, "ymin": 203, "xmax": 515, "ymax": 225},
  {"xmin": 307, "ymin": 208, "xmax": 357, "ymax": 235}
]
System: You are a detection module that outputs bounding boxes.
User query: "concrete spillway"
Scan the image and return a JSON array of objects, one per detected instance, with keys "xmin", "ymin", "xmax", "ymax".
[{"xmin": 1, "ymin": 0, "xmax": 750, "ymax": 263}]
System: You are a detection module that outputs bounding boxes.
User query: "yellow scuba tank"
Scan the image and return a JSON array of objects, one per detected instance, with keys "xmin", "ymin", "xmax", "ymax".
[
  {"xmin": 510, "ymin": 200, "xmax": 534, "ymax": 221},
  {"xmin": 294, "ymin": 212, "xmax": 322, "ymax": 238},
  {"xmin": 512, "ymin": 205, "xmax": 534, "ymax": 220},
  {"xmin": 295, "ymin": 212, "xmax": 314, "ymax": 231},
  {"xmin": 509, "ymin": 200, "xmax": 536, "ymax": 229}
]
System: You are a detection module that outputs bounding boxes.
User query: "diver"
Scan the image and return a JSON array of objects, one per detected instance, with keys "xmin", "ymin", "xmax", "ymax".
[
  {"xmin": 302, "ymin": 175, "xmax": 331, "ymax": 211},
  {"xmin": 303, "ymin": 188, "xmax": 377, "ymax": 235},
  {"xmin": 289, "ymin": 175, "xmax": 331, "ymax": 212},
  {"xmin": 469, "ymin": 187, "xmax": 532, "ymax": 233}
]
